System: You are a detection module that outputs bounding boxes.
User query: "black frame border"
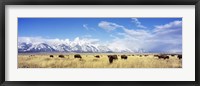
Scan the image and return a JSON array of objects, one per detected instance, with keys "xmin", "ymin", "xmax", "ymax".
[{"xmin": 0, "ymin": 0, "xmax": 199, "ymax": 86}]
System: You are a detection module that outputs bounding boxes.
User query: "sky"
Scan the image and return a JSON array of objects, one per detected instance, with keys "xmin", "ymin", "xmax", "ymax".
[{"xmin": 18, "ymin": 18, "xmax": 182, "ymax": 53}]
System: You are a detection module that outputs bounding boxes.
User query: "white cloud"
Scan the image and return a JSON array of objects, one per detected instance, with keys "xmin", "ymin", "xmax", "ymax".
[
  {"xmin": 72, "ymin": 37, "xmax": 100, "ymax": 45},
  {"xmin": 154, "ymin": 20, "xmax": 182, "ymax": 32},
  {"xmin": 131, "ymin": 18, "xmax": 147, "ymax": 29},
  {"xmin": 122, "ymin": 28, "xmax": 152, "ymax": 39},
  {"xmin": 83, "ymin": 24, "xmax": 89, "ymax": 30},
  {"xmin": 18, "ymin": 37, "xmax": 44, "ymax": 44},
  {"xmin": 18, "ymin": 37, "xmax": 70, "ymax": 45},
  {"xmin": 107, "ymin": 20, "xmax": 182, "ymax": 53},
  {"xmin": 18, "ymin": 37, "xmax": 100, "ymax": 46},
  {"xmin": 83, "ymin": 24, "xmax": 96, "ymax": 31},
  {"xmin": 98, "ymin": 21, "xmax": 124, "ymax": 31}
]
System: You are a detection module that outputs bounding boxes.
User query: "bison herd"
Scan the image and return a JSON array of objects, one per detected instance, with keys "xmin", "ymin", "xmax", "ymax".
[
  {"xmin": 29, "ymin": 54, "xmax": 182, "ymax": 64},
  {"xmin": 155, "ymin": 54, "xmax": 182, "ymax": 60},
  {"xmin": 157, "ymin": 55, "xmax": 169, "ymax": 59}
]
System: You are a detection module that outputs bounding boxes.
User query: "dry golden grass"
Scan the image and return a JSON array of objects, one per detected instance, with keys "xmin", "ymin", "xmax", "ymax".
[{"xmin": 18, "ymin": 54, "xmax": 182, "ymax": 68}]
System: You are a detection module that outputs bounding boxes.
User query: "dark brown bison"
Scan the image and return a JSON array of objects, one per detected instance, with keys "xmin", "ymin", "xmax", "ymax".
[
  {"xmin": 95, "ymin": 55, "xmax": 100, "ymax": 58},
  {"xmin": 74, "ymin": 54, "xmax": 82, "ymax": 59},
  {"xmin": 177, "ymin": 55, "xmax": 182, "ymax": 59},
  {"xmin": 171, "ymin": 54, "xmax": 176, "ymax": 56},
  {"xmin": 58, "ymin": 55, "xmax": 64, "ymax": 58},
  {"xmin": 107, "ymin": 55, "xmax": 118, "ymax": 63},
  {"xmin": 154, "ymin": 55, "xmax": 159, "ymax": 57},
  {"xmin": 132, "ymin": 55, "xmax": 134, "ymax": 56},
  {"xmin": 158, "ymin": 55, "xmax": 169, "ymax": 59},
  {"xmin": 121, "ymin": 55, "xmax": 128, "ymax": 60},
  {"xmin": 50, "ymin": 55, "xmax": 54, "ymax": 58},
  {"xmin": 144, "ymin": 55, "xmax": 148, "ymax": 57}
]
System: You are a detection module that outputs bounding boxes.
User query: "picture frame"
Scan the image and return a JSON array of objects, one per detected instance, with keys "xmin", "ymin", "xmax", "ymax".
[{"xmin": 0, "ymin": 0, "xmax": 199, "ymax": 86}]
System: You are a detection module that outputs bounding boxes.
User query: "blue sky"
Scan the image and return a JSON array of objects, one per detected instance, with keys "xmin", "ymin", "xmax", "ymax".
[
  {"xmin": 18, "ymin": 18, "xmax": 182, "ymax": 53},
  {"xmin": 18, "ymin": 18, "xmax": 181, "ymax": 40}
]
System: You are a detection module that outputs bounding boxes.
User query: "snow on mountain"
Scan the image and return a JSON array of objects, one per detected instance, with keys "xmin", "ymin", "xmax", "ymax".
[
  {"xmin": 26, "ymin": 43, "xmax": 56, "ymax": 52},
  {"xmin": 18, "ymin": 37, "xmax": 114, "ymax": 53},
  {"xmin": 18, "ymin": 42, "xmax": 32, "ymax": 52},
  {"xmin": 18, "ymin": 42, "xmax": 113, "ymax": 53},
  {"xmin": 18, "ymin": 42, "xmax": 56, "ymax": 53},
  {"xmin": 18, "ymin": 37, "xmax": 138, "ymax": 53}
]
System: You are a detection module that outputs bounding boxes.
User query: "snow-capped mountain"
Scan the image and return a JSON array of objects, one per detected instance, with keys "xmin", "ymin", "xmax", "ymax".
[
  {"xmin": 18, "ymin": 42, "xmax": 114, "ymax": 53},
  {"xmin": 18, "ymin": 37, "xmax": 143, "ymax": 53},
  {"xmin": 18, "ymin": 42, "xmax": 56, "ymax": 53}
]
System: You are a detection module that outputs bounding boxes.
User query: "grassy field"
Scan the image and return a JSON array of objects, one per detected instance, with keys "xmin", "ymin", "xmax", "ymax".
[{"xmin": 18, "ymin": 54, "xmax": 182, "ymax": 68}]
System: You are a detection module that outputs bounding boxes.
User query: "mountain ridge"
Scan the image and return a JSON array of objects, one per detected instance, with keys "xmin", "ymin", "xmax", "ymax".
[{"xmin": 18, "ymin": 42, "xmax": 130, "ymax": 53}]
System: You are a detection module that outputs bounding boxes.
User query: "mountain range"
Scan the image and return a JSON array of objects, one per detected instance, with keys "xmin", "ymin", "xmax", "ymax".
[{"xmin": 18, "ymin": 40, "xmax": 135, "ymax": 53}]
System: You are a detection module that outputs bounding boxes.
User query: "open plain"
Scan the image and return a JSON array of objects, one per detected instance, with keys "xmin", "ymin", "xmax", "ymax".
[{"xmin": 18, "ymin": 53, "xmax": 182, "ymax": 68}]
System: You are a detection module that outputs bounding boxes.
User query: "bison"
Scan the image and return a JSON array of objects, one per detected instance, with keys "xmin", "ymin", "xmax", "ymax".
[
  {"xmin": 177, "ymin": 55, "xmax": 182, "ymax": 59},
  {"xmin": 144, "ymin": 55, "xmax": 148, "ymax": 57},
  {"xmin": 95, "ymin": 55, "xmax": 100, "ymax": 58},
  {"xmin": 158, "ymin": 55, "xmax": 169, "ymax": 59},
  {"xmin": 121, "ymin": 55, "xmax": 128, "ymax": 60},
  {"xmin": 58, "ymin": 55, "xmax": 64, "ymax": 58},
  {"xmin": 74, "ymin": 54, "xmax": 82, "ymax": 59},
  {"xmin": 50, "ymin": 55, "xmax": 54, "ymax": 58},
  {"xmin": 107, "ymin": 55, "xmax": 118, "ymax": 64},
  {"xmin": 154, "ymin": 55, "xmax": 159, "ymax": 57},
  {"xmin": 171, "ymin": 54, "xmax": 176, "ymax": 56}
]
